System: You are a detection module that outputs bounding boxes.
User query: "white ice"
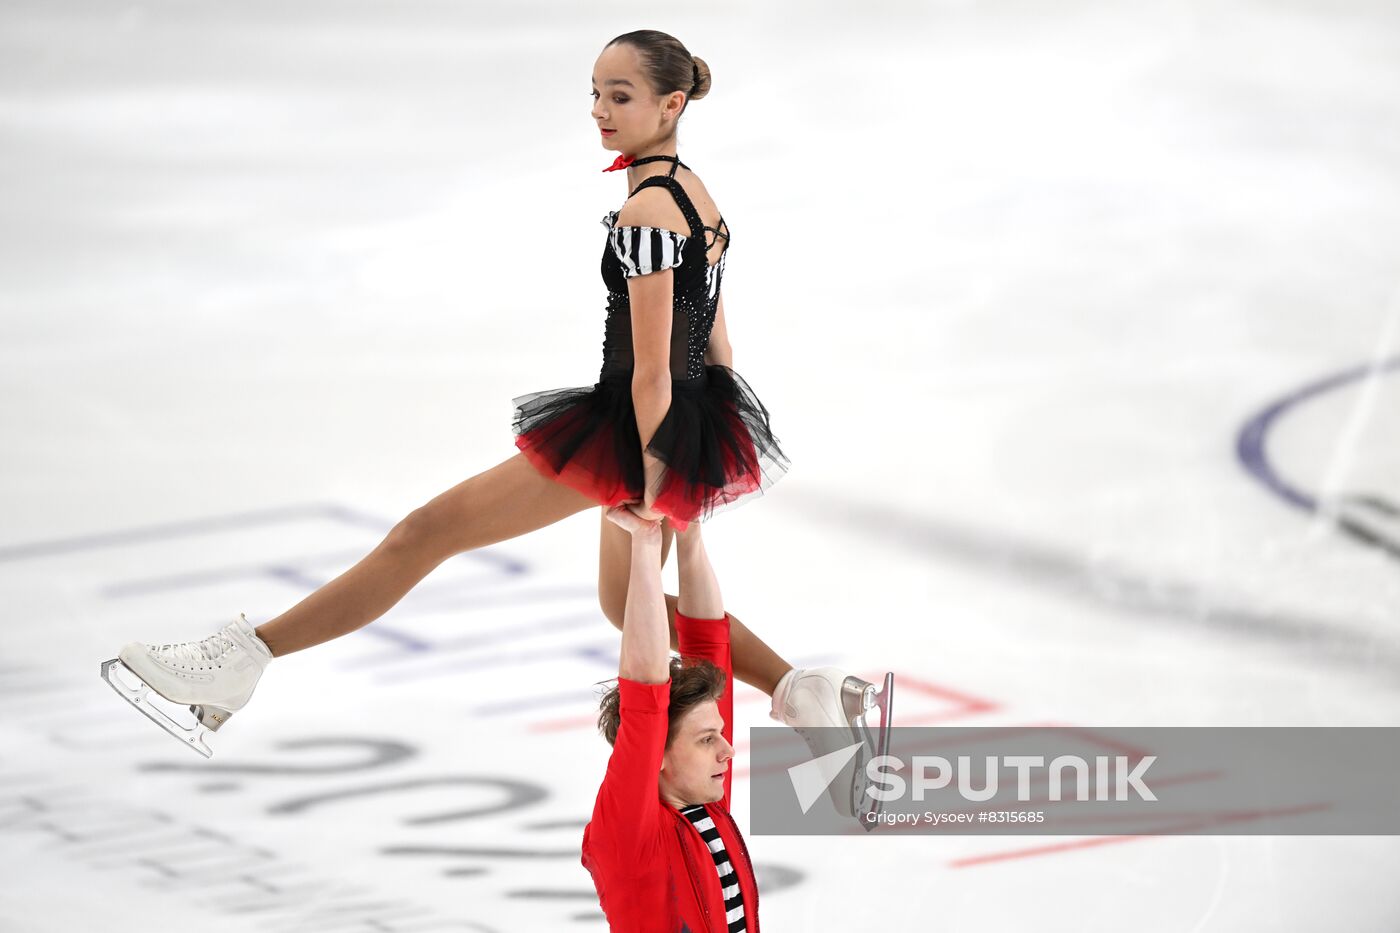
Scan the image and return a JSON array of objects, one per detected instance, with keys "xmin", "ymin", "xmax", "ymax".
[{"xmin": 2, "ymin": 1, "xmax": 1399, "ymax": 930}]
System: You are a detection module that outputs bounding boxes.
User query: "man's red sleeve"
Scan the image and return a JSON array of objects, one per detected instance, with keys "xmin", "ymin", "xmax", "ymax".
[
  {"xmin": 675, "ymin": 611, "xmax": 734, "ymax": 810},
  {"xmin": 589, "ymin": 677, "xmax": 669, "ymax": 866}
]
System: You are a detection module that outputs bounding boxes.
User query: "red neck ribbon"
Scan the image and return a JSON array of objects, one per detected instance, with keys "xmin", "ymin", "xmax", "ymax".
[{"xmin": 602, "ymin": 153, "xmax": 636, "ymax": 172}]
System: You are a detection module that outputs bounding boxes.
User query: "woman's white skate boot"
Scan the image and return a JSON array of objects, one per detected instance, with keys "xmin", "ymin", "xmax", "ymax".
[
  {"xmin": 100, "ymin": 613, "xmax": 274, "ymax": 758},
  {"xmin": 770, "ymin": 667, "xmax": 894, "ymax": 827}
]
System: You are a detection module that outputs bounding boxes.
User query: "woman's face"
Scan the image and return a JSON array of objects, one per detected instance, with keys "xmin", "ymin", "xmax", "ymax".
[{"xmin": 591, "ymin": 43, "xmax": 679, "ymax": 155}]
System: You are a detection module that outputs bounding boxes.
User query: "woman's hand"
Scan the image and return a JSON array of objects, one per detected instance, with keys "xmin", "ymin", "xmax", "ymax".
[
  {"xmin": 605, "ymin": 504, "xmax": 662, "ymax": 536},
  {"xmin": 624, "ymin": 498, "xmax": 666, "ymax": 522}
]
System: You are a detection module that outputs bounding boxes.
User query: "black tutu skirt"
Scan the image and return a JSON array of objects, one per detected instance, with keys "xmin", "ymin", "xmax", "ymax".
[{"xmin": 512, "ymin": 364, "xmax": 789, "ymax": 530}]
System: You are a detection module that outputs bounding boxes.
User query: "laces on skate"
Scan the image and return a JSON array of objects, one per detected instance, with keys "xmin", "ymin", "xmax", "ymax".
[
  {"xmin": 156, "ymin": 632, "xmax": 235, "ymax": 668},
  {"xmin": 100, "ymin": 616, "xmax": 267, "ymax": 759}
]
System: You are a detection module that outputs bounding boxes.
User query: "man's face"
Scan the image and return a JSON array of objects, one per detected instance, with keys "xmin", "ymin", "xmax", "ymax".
[{"xmin": 659, "ymin": 699, "xmax": 733, "ymax": 806}]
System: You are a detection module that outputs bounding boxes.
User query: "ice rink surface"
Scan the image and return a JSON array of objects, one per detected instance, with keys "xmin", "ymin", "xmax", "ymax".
[{"xmin": 3, "ymin": 0, "xmax": 1399, "ymax": 929}]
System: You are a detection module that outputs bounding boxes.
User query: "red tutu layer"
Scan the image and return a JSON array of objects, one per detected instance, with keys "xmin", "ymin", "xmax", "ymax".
[{"xmin": 512, "ymin": 365, "xmax": 788, "ymax": 531}]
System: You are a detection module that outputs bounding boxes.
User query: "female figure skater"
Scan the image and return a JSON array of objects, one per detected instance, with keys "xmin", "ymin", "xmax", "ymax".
[
  {"xmin": 583, "ymin": 503, "xmax": 756, "ymax": 931},
  {"xmin": 99, "ymin": 31, "xmax": 891, "ymax": 796}
]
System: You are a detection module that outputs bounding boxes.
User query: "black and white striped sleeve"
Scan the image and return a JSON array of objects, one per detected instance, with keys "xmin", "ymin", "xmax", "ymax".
[{"xmin": 609, "ymin": 225, "xmax": 688, "ymax": 278}]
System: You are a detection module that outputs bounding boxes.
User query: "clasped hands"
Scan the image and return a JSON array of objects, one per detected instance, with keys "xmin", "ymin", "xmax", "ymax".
[{"xmin": 622, "ymin": 497, "xmax": 665, "ymax": 523}]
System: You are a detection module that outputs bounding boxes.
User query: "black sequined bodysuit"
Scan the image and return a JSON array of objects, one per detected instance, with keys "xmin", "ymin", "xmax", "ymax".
[
  {"xmin": 509, "ymin": 153, "xmax": 786, "ymax": 530},
  {"xmin": 598, "ymin": 155, "xmax": 731, "ymax": 381}
]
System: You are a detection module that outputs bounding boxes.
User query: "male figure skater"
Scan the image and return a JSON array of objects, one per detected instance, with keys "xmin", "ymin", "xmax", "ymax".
[{"xmin": 582, "ymin": 505, "xmax": 757, "ymax": 932}]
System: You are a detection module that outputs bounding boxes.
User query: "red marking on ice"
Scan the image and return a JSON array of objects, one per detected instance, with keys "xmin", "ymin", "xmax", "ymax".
[
  {"xmin": 948, "ymin": 803, "xmax": 1331, "ymax": 868},
  {"xmin": 885, "ymin": 675, "xmax": 1001, "ymax": 724},
  {"xmin": 529, "ymin": 713, "xmax": 597, "ymax": 733}
]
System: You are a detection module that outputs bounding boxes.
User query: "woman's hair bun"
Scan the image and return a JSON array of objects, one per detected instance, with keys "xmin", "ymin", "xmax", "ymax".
[{"xmin": 689, "ymin": 55, "xmax": 712, "ymax": 101}]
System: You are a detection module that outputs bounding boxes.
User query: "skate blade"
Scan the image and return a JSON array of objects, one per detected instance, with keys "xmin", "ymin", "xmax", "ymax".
[
  {"xmin": 99, "ymin": 658, "xmax": 215, "ymax": 758},
  {"xmin": 843, "ymin": 673, "xmax": 894, "ymax": 832}
]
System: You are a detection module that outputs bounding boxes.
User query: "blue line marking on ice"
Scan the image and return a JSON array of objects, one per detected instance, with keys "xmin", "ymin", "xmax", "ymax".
[{"xmin": 1235, "ymin": 356, "xmax": 1400, "ymax": 512}]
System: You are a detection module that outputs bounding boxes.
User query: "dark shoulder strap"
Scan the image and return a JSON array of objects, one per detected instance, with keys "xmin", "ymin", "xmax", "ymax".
[{"xmin": 625, "ymin": 175, "xmax": 704, "ymax": 241}]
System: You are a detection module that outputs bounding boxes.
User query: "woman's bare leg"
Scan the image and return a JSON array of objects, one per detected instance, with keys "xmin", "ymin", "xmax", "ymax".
[
  {"xmin": 597, "ymin": 510, "xmax": 791, "ymax": 695},
  {"xmin": 254, "ymin": 453, "xmax": 597, "ymax": 656}
]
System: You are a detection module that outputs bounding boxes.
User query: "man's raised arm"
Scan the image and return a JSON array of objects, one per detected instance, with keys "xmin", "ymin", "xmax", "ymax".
[
  {"xmin": 617, "ymin": 512, "xmax": 671, "ymax": 684},
  {"xmin": 672, "ymin": 522, "xmax": 736, "ymax": 808},
  {"xmin": 588, "ymin": 507, "xmax": 673, "ymax": 865}
]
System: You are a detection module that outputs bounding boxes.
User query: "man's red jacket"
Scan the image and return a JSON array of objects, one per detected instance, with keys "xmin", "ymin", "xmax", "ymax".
[{"xmin": 581, "ymin": 611, "xmax": 761, "ymax": 932}]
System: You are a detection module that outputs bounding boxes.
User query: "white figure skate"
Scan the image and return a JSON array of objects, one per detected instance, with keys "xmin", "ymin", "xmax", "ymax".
[
  {"xmin": 771, "ymin": 667, "xmax": 894, "ymax": 829},
  {"xmin": 100, "ymin": 613, "xmax": 273, "ymax": 758}
]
